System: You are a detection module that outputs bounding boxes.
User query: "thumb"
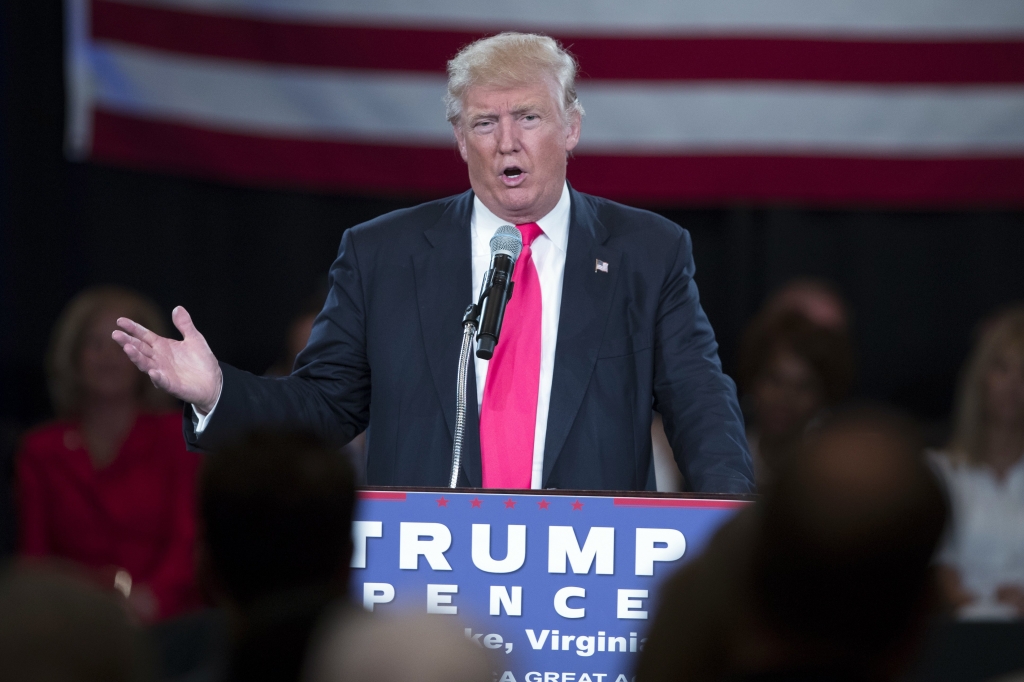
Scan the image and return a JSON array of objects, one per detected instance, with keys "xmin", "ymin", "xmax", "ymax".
[{"xmin": 172, "ymin": 306, "xmax": 199, "ymax": 339}]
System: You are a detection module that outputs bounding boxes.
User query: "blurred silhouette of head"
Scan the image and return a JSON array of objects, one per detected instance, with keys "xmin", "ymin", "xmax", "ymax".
[
  {"xmin": 753, "ymin": 408, "xmax": 948, "ymax": 659},
  {"xmin": 637, "ymin": 408, "xmax": 948, "ymax": 682},
  {"xmin": 762, "ymin": 278, "xmax": 850, "ymax": 333},
  {"xmin": 739, "ymin": 313, "xmax": 855, "ymax": 488},
  {"xmin": 47, "ymin": 286, "xmax": 171, "ymax": 417},
  {"xmin": 199, "ymin": 431, "xmax": 356, "ymax": 611},
  {"xmin": 0, "ymin": 564, "xmax": 152, "ymax": 682},
  {"xmin": 739, "ymin": 313, "xmax": 855, "ymax": 434}
]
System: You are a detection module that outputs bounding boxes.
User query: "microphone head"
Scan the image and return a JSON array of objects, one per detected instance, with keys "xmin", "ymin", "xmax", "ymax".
[{"xmin": 489, "ymin": 224, "xmax": 523, "ymax": 263}]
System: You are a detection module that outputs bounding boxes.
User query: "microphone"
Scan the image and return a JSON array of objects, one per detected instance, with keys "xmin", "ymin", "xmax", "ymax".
[{"xmin": 476, "ymin": 224, "xmax": 522, "ymax": 360}]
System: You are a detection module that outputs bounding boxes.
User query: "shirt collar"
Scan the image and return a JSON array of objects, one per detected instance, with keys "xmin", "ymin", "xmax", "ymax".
[{"xmin": 471, "ymin": 182, "xmax": 571, "ymax": 255}]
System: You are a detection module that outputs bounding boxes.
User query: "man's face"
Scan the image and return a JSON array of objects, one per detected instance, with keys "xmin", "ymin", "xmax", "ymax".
[{"xmin": 453, "ymin": 77, "xmax": 581, "ymax": 225}]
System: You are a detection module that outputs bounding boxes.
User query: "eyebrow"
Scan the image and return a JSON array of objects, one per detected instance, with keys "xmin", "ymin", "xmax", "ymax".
[
  {"xmin": 465, "ymin": 101, "xmax": 548, "ymax": 123},
  {"xmin": 510, "ymin": 102, "xmax": 545, "ymax": 116}
]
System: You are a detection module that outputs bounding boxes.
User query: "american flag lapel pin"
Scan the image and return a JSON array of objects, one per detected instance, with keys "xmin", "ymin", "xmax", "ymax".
[{"xmin": 595, "ymin": 259, "xmax": 609, "ymax": 273}]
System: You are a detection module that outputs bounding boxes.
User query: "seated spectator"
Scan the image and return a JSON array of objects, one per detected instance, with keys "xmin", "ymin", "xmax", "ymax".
[
  {"xmin": 637, "ymin": 408, "xmax": 948, "ymax": 682},
  {"xmin": 932, "ymin": 305, "xmax": 1024, "ymax": 620},
  {"xmin": 652, "ymin": 278, "xmax": 853, "ymax": 492},
  {"xmin": 738, "ymin": 312, "xmax": 854, "ymax": 489},
  {"xmin": 198, "ymin": 430, "xmax": 356, "ymax": 682},
  {"xmin": 0, "ymin": 562, "xmax": 153, "ymax": 682},
  {"xmin": 16, "ymin": 286, "xmax": 203, "ymax": 622}
]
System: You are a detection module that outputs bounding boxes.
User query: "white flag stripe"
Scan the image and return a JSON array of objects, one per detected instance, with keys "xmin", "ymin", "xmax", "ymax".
[
  {"xmin": 91, "ymin": 45, "xmax": 454, "ymax": 143},
  {"xmin": 114, "ymin": 0, "xmax": 1024, "ymax": 36},
  {"xmin": 578, "ymin": 81, "xmax": 1024, "ymax": 154},
  {"xmin": 89, "ymin": 44, "xmax": 1024, "ymax": 156}
]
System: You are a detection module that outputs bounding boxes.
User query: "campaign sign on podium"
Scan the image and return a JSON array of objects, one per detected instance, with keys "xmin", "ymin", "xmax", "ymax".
[{"xmin": 351, "ymin": 489, "xmax": 747, "ymax": 682}]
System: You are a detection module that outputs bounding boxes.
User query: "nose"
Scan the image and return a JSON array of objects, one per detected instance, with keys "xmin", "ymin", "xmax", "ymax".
[{"xmin": 496, "ymin": 116, "xmax": 520, "ymax": 154}]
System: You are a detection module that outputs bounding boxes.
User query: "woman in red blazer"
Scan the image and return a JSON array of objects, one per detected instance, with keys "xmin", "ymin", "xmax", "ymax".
[{"xmin": 17, "ymin": 286, "xmax": 203, "ymax": 621}]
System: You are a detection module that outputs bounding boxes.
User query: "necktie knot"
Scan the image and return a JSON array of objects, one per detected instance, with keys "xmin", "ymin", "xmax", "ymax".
[{"xmin": 516, "ymin": 222, "xmax": 543, "ymax": 248}]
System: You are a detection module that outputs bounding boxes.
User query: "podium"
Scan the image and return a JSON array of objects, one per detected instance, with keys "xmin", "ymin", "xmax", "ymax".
[{"xmin": 351, "ymin": 487, "xmax": 751, "ymax": 682}]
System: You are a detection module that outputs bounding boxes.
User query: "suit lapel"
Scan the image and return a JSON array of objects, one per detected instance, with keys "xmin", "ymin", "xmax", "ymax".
[
  {"xmin": 543, "ymin": 188, "xmax": 621, "ymax": 486},
  {"xmin": 412, "ymin": 190, "xmax": 483, "ymax": 487}
]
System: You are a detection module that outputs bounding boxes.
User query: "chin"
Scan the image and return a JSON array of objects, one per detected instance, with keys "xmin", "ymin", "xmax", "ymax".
[{"xmin": 496, "ymin": 192, "xmax": 537, "ymax": 214}]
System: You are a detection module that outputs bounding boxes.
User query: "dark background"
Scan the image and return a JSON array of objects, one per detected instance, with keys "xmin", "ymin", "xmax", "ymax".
[{"xmin": 4, "ymin": 0, "xmax": 1024, "ymax": 436}]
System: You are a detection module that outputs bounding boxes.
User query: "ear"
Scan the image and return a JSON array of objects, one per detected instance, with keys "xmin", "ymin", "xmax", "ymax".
[
  {"xmin": 564, "ymin": 110, "xmax": 581, "ymax": 154},
  {"xmin": 453, "ymin": 123, "xmax": 469, "ymax": 162}
]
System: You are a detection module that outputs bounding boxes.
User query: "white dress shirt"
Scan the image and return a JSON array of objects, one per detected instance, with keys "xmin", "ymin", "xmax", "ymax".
[
  {"xmin": 931, "ymin": 450, "xmax": 1024, "ymax": 620},
  {"xmin": 196, "ymin": 183, "xmax": 571, "ymax": 489},
  {"xmin": 472, "ymin": 182, "xmax": 570, "ymax": 489}
]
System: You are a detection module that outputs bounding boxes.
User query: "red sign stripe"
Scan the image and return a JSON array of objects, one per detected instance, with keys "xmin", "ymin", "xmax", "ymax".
[
  {"xmin": 90, "ymin": 110, "xmax": 1024, "ymax": 206},
  {"xmin": 614, "ymin": 497, "xmax": 749, "ymax": 508},
  {"xmin": 90, "ymin": 0, "xmax": 1024, "ymax": 84},
  {"xmin": 357, "ymin": 491, "xmax": 407, "ymax": 501}
]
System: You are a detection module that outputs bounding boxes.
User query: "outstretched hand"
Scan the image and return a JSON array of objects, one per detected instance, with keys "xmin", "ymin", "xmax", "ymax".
[{"xmin": 112, "ymin": 306, "xmax": 223, "ymax": 414}]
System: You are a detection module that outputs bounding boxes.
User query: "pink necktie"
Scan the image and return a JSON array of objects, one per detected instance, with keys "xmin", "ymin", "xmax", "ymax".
[{"xmin": 479, "ymin": 222, "xmax": 544, "ymax": 489}]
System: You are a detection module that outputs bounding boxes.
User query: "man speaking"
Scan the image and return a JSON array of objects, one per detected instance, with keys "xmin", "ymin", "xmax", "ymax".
[{"xmin": 113, "ymin": 33, "xmax": 754, "ymax": 493}]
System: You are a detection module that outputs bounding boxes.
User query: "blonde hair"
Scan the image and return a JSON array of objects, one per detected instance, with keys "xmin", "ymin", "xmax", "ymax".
[
  {"xmin": 46, "ymin": 286, "xmax": 173, "ymax": 418},
  {"xmin": 444, "ymin": 32, "xmax": 584, "ymax": 125},
  {"xmin": 948, "ymin": 304, "xmax": 1024, "ymax": 465}
]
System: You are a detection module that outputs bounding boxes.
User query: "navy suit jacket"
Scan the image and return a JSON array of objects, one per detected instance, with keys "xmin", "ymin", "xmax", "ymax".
[{"xmin": 185, "ymin": 186, "xmax": 754, "ymax": 493}]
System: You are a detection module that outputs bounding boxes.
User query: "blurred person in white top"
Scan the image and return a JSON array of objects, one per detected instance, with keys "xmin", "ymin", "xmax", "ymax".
[{"xmin": 931, "ymin": 305, "xmax": 1024, "ymax": 620}]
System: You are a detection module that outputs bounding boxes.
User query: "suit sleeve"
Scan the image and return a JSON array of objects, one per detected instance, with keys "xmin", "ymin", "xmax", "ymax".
[
  {"xmin": 185, "ymin": 228, "xmax": 371, "ymax": 452},
  {"xmin": 652, "ymin": 229, "xmax": 755, "ymax": 494}
]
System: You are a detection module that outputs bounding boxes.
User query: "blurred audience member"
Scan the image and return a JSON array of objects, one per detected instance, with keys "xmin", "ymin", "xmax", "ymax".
[
  {"xmin": 198, "ymin": 430, "xmax": 355, "ymax": 682},
  {"xmin": 637, "ymin": 408, "xmax": 948, "ymax": 682},
  {"xmin": 761, "ymin": 278, "xmax": 851, "ymax": 333},
  {"xmin": 16, "ymin": 286, "xmax": 203, "ymax": 621},
  {"xmin": 738, "ymin": 312, "xmax": 854, "ymax": 488},
  {"xmin": 0, "ymin": 563, "xmax": 153, "ymax": 682},
  {"xmin": 651, "ymin": 276, "xmax": 851, "ymax": 489},
  {"xmin": 932, "ymin": 306, "xmax": 1024, "ymax": 620},
  {"xmin": 305, "ymin": 612, "xmax": 491, "ymax": 682},
  {"xmin": 266, "ymin": 289, "xmax": 367, "ymax": 478}
]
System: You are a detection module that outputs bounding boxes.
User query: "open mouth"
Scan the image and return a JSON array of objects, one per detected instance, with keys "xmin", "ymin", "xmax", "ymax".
[{"xmin": 503, "ymin": 167, "xmax": 523, "ymax": 178}]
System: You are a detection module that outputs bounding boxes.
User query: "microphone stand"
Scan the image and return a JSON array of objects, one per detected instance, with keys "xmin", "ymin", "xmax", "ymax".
[{"xmin": 449, "ymin": 302, "xmax": 481, "ymax": 487}]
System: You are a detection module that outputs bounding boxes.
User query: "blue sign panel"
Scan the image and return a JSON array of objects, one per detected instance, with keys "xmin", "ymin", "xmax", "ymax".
[{"xmin": 351, "ymin": 489, "xmax": 745, "ymax": 682}]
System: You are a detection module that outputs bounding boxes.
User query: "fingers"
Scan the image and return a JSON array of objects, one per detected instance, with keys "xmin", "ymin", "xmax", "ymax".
[
  {"xmin": 111, "ymin": 330, "xmax": 133, "ymax": 348},
  {"xmin": 116, "ymin": 317, "xmax": 162, "ymax": 347},
  {"xmin": 122, "ymin": 342, "xmax": 158, "ymax": 372},
  {"xmin": 113, "ymin": 329, "xmax": 158, "ymax": 361},
  {"xmin": 111, "ymin": 329, "xmax": 153, "ymax": 356},
  {"xmin": 172, "ymin": 306, "xmax": 200, "ymax": 340}
]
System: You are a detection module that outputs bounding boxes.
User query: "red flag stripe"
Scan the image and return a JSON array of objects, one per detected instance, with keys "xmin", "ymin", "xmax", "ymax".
[
  {"xmin": 90, "ymin": 0, "xmax": 1024, "ymax": 84},
  {"xmin": 90, "ymin": 109, "xmax": 1024, "ymax": 206}
]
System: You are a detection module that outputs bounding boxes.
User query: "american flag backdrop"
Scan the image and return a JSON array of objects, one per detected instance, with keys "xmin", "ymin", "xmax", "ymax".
[{"xmin": 65, "ymin": 0, "xmax": 1024, "ymax": 206}]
